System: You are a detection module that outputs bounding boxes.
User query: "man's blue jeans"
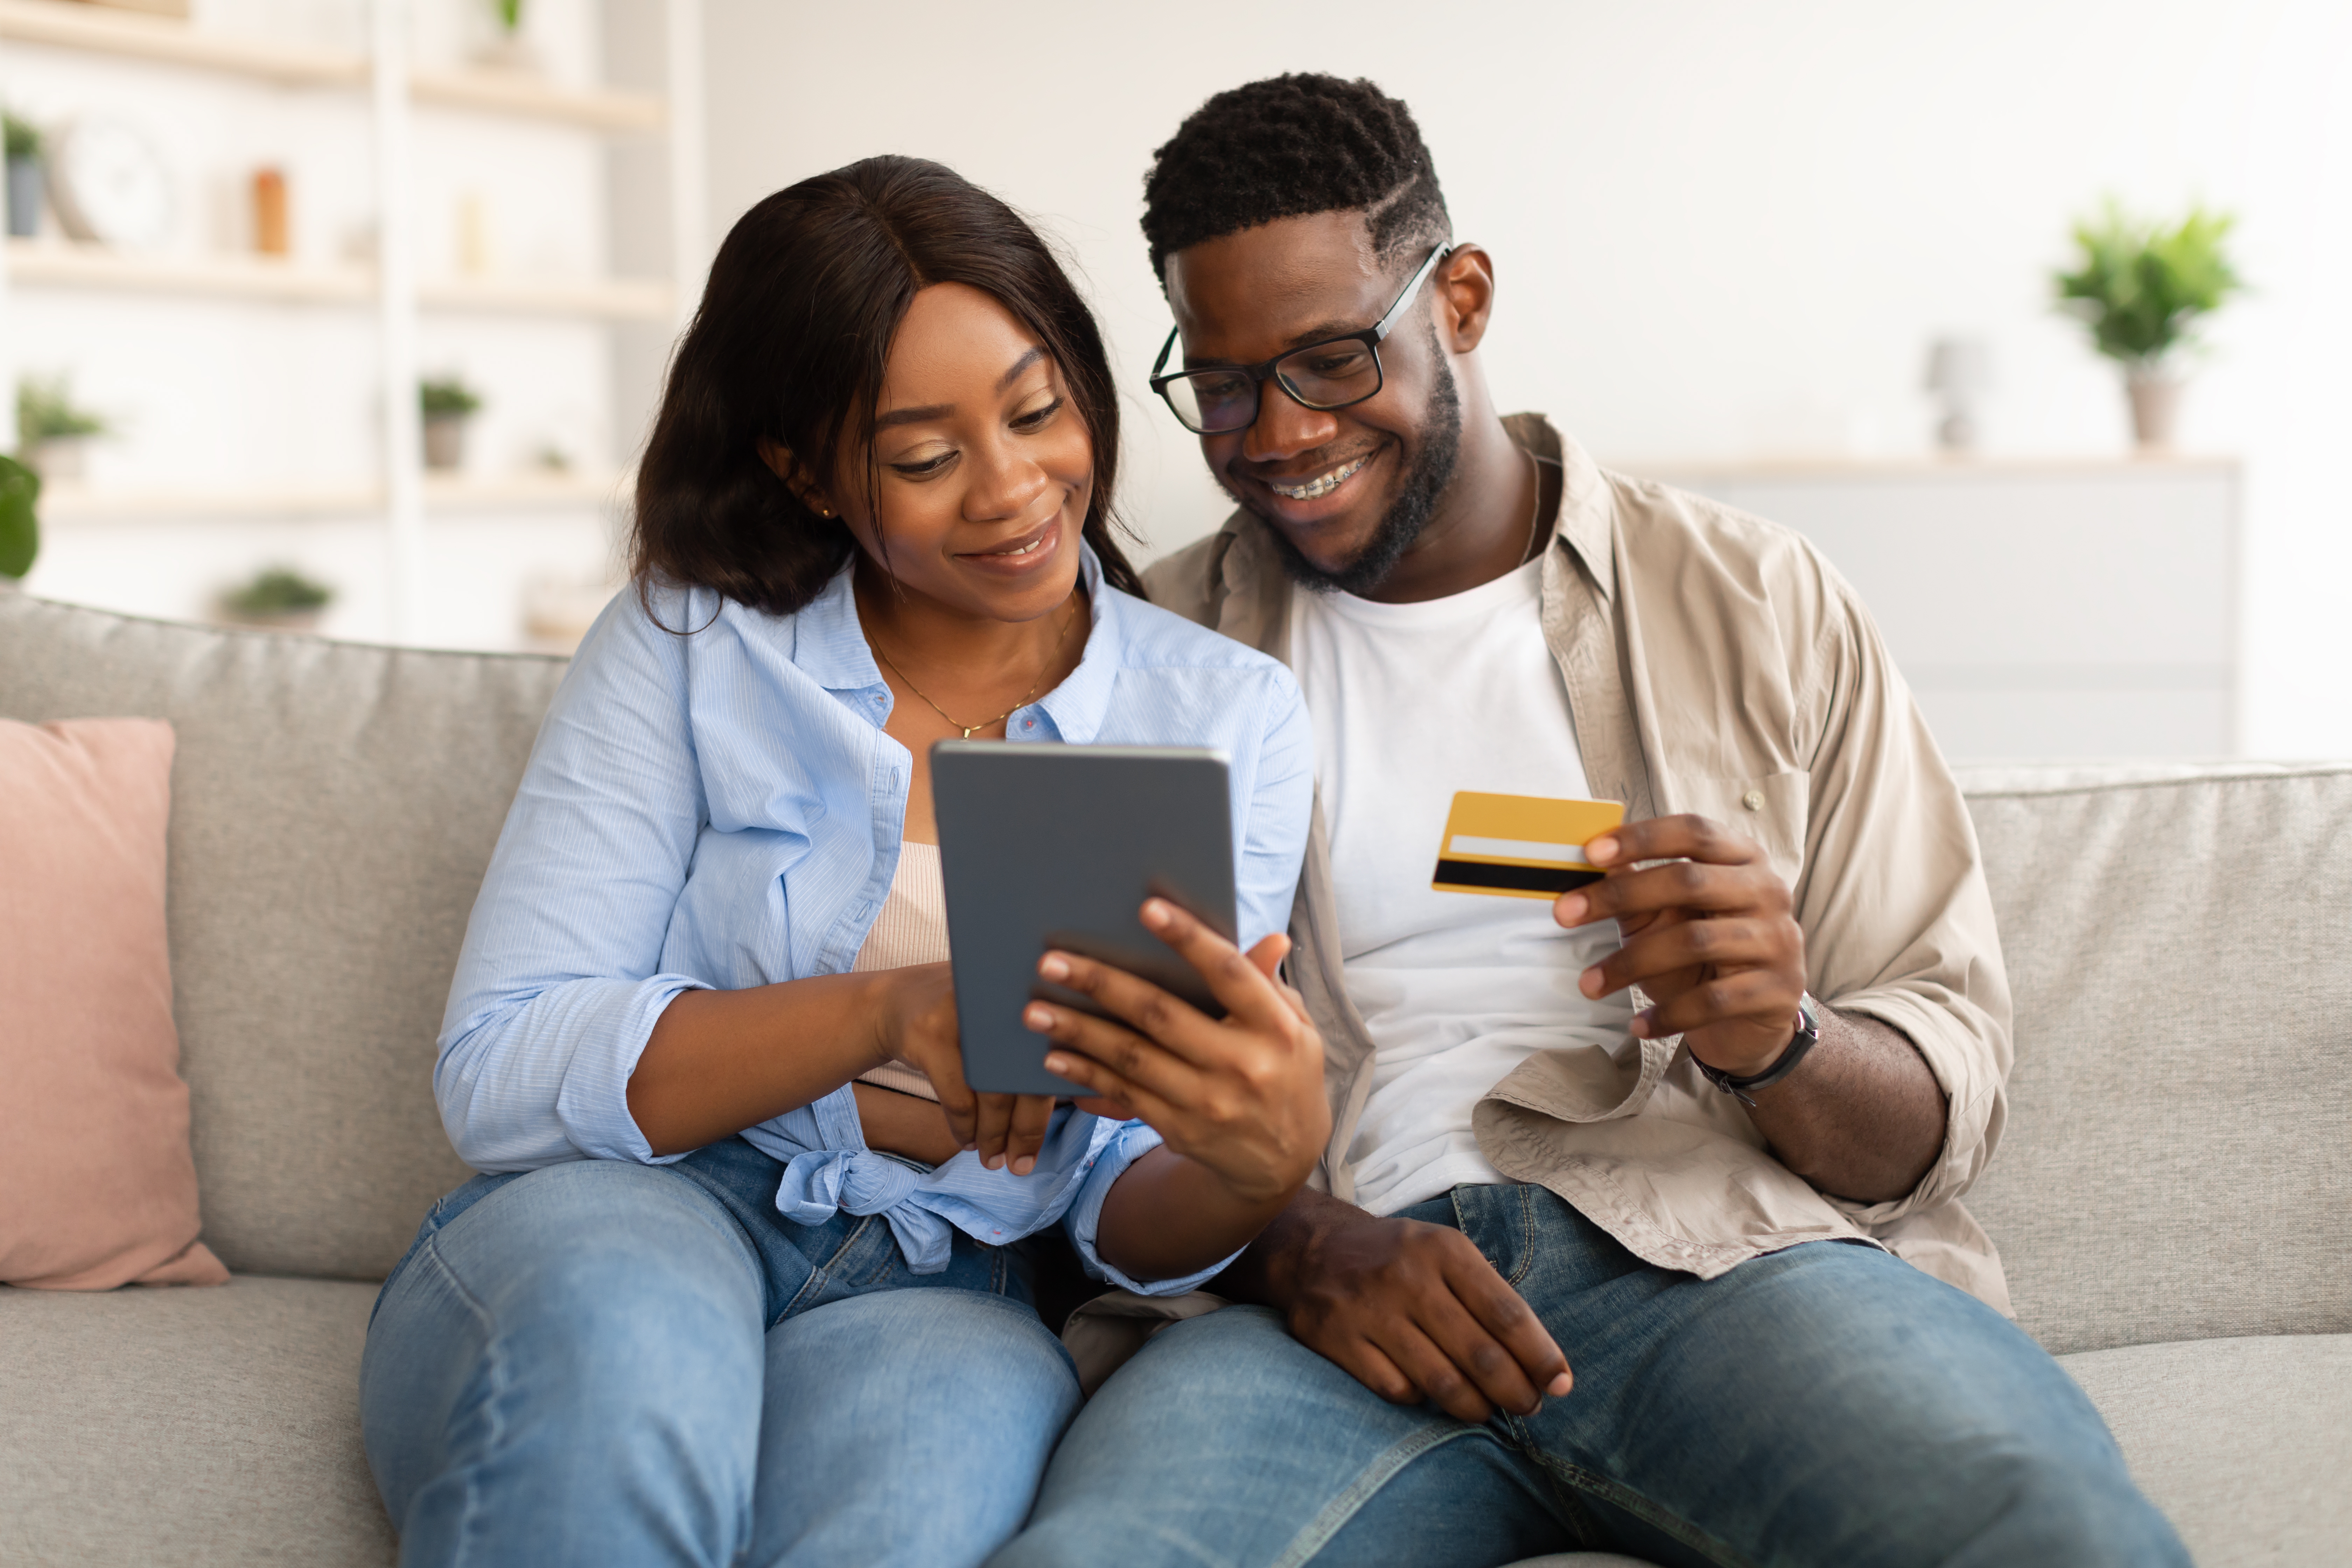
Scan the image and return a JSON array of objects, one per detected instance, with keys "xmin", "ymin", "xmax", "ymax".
[
  {"xmin": 360, "ymin": 1138, "xmax": 1082, "ymax": 1568},
  {"xmin": 996, "ymin": 1183, "xmax": 2187, "ymax": 1568}
]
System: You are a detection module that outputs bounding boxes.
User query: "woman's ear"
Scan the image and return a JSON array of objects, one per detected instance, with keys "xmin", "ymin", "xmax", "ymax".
[{"xmin": 757, "ymin": 438, "xmax": 836, "ymax": 518}]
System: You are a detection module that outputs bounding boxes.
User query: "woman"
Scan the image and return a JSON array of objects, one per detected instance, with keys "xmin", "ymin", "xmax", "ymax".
[{"xmin": 359, "ymin": 156, "xmax": 1328, "ymax": 1568}]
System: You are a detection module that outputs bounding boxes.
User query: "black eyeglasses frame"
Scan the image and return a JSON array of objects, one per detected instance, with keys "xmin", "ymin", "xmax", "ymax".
[{"xmin": 1147, "ymin": 242, "xmax": 1457, "ymax": 435}]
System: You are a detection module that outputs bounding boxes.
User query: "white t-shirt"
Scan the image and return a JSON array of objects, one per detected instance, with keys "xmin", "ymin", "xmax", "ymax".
[{"xmin": 1290, "ymin": 558, "xmax": 1636, "ymax": 1218}]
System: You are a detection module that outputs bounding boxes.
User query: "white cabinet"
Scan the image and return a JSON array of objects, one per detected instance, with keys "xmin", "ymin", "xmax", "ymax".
[{"xmin": 1645, "ymin": 459, "xmax": 2240, "ymax": 761}]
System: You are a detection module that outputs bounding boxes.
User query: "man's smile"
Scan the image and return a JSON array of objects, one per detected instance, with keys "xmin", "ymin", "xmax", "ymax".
[{"xmin": 1264, "ymin": 453, "xmax": 1373, "ymax": 501}]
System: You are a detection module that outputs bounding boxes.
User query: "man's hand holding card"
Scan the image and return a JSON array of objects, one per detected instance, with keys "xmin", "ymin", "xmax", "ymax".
[
  {"xmin": 1430, "ymin": 790, "xmax": 1809, "ymax": 1080},
  {"xmin": 1554, "ymin": 811, "xmax": 1809, "ymax": 1080}
]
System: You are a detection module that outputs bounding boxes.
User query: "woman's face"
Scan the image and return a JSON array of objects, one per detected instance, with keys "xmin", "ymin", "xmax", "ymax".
[{"xmin": 826, "ymin": 281, "xmax": 1093, "ymax": 625}]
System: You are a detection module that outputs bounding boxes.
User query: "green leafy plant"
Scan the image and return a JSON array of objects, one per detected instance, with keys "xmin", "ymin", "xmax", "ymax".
[
  {"xmin": 0, "ymin": 452, "xmax": 38, "ymax": 579},
  {"xmin": 420, "ymin": 377, "xmax": 482, "ymax": 419},
  {"xmin": 225, "ymin": 566, "xmax": 333, "ymax": 617},
  {"xmin": 16, "ymin": 374, "xmax": 109, "ymax": 445},
  {"xmin": 2054, "ymin": 202, "xmax": 2242, "ymax": 374},
  {"xmin": 493, "ymin": 0, "xmax": 523, "ymax": 34},
  {"xmin": 3, "ymin": 111, "xmax": 39, "ymax": 161}
]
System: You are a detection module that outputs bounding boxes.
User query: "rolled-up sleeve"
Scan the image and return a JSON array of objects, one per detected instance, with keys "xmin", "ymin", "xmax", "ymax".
[
  {"xmin": 434, "ymin": 589, "xmax": 714, "ymax": 1172},
  {"xmin": 1795, "ymin": 578, "xmax": 2014, "ymax": 1225},
  {"xmin": 1060, "ymin": 1120, "xmax": 1242, "ymax": 1296}
]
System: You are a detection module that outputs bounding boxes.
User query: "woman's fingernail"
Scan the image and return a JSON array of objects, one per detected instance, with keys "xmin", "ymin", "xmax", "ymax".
[
  {"xmin": 1556, "ymin": 893, "xmax": 1587, "ymax": 924},
  {"xmin": 1012, "ymin": 1156, "xmax": 1035, "ymax": 1176},
  {"xmin": 1630, "ymin": 1011, "xmax": 1654, "ymax": 1038},
  {"xmin": 962, "ymin": 1142, "xmax": 978, "ymax": 1152},
  {"xmin": 1043, "ymin": 1054, "xmax": 1071, "ymax": 1076},
  {"xmin": 1024, "ymin": 1003, "xmax": 1054, "ymax": 1031},
  {"xmin": 1141, "ymin": 899, "xmax": 1171, "ymax": 929},
  {"xmin": 1038, "ymin": 952, "xmax": 1069, "ymax": 982},
  {"xmin": 1579, "ymin": 966, "xmax": 1602, "ymax": 997},
  {"xmin": 1586, "ymin": 835, "xmax": 1617, "ymax": 864},
  {"xmin": 1548, "ymin": 1373, "xmax": 1574, "ymax": 1396}
]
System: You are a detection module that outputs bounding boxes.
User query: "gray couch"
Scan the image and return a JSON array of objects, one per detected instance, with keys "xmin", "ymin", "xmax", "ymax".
[{"xmin": 1, "ymin": 592, "xmax": 2345, "ymax": 1568}]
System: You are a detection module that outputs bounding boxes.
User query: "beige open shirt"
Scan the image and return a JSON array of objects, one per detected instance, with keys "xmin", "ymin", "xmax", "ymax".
[{"xmin": 1142, "ymin": 414, "xmax": 2015, "ymax": 1314}]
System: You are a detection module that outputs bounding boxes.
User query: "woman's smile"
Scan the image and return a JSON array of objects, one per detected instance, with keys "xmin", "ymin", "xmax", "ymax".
[{"xmin": 954, "ymin": 513, "xmax": 1067, "ymax": 578}]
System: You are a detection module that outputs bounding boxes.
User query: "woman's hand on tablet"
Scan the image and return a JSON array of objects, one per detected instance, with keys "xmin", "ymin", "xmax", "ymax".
[
  {"xmin": 1021, "ymin": 900, "xmax": 1331, "ymax": 1279},
  {"xmin": 871, "ymin": 962, "xmax": 1058, "ymax": 1176}
]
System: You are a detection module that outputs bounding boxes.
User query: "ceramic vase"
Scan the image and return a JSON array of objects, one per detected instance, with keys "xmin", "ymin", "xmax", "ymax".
[
  {"xmin": 2127, "ymin": 374, "xmax": 2182, "ymax": 452},
  {"xmin": 6, "ymin": 156, "xmax": 41, "ymax": 238},
  {"xmin": 30, "ymin": 437, "xmax": 86, "ymax": 482},
  {"xmin": 422, "ymin": 414, "xmax": 467, "ymax": 471}
]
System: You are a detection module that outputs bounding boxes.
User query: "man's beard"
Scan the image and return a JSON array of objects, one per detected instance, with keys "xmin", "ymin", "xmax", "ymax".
[{"xmin": 1256, "ymin": 349, "xmax": 1462, "ymax": 598}]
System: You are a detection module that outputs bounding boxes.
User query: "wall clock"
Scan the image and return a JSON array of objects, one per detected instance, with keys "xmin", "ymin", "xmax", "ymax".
[{"xmin": 50, "ymin": 115, "xmax": 174, "ymax": 251}]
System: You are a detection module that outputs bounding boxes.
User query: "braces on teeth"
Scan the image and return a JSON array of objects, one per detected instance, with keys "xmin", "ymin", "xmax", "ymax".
[{"xmin": 1270, "ymin": 455, "xmax": 1369, "ymax": 500}]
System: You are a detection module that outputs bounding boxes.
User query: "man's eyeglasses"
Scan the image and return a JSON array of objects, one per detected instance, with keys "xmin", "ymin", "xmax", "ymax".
[{"xmin": 1148, "ymin": 243, "xmax": 1454, "ymax": 436}]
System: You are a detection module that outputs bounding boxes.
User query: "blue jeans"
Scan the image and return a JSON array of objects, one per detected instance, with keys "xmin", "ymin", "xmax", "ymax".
[
  {"xmin": 361, "ymin": 1138, "xmax": 1082, "ymax": 1568},
  {"xmin": 995, "ymin": 1183, "xmax": 2186, "ymax": 1568}
]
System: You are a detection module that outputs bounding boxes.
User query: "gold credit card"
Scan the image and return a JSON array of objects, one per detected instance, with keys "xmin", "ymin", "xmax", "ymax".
[{"xmin": 1432, "ymin": 792, "xmax": 1626, "ymax": 900}]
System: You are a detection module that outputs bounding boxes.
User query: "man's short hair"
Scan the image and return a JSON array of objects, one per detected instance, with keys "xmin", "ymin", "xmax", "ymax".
[{"xmin": 1141, "ymin": 74, "xmax": 1452, "ymax": 284}]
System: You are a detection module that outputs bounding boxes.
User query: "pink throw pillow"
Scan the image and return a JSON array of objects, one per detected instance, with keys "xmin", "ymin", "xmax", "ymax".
[{"xmin": 0, "ymin": 717, "xmax": 227, "ymax": 1289}]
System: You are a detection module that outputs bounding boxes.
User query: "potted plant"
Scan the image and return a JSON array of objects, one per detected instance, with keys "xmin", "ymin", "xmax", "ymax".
[
  {"xmin": 474, "ymin": 0, "xmax": 537, "ymax": 72},
  {"xmin": 15, "ymin": 374, "xmax": 110, "ymax": 481},
  {"xmin": 419, "ymin": 376, "xmax": 482, "ymax": 471},
  {"xmin": 0, "ymin": 452, "xmax": 38, "ymax": 583},
  {"xmin": 219, "ymin": 566, "xmax": 333, "ymax": 632},
  {"xmin": 2053, "ymin": 202, "xmax": 2242, "ymax": 450},
  {"xmin": 5, "ymin": 111, "xmax": 40, "ymax": 238}
]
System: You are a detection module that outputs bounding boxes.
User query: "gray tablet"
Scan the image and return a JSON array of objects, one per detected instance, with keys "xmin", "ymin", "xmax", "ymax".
[{"xmin": 932, "ymin": 741, "xmax": 1237, "ymax": 1095}]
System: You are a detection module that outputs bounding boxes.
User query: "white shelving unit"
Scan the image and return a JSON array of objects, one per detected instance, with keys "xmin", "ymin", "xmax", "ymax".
[
  {"xmin": 5, "ymin": 236, "xmax": 673, "ymax": 315},
  {"xmin": 0, "ymin": 0, "xmax": 705, "ymax": 646}
]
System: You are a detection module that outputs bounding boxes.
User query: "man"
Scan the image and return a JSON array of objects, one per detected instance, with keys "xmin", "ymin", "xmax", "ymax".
[{"xmin": 997, "ymin": 75, "xmax": 2184, "ymax": 1567}]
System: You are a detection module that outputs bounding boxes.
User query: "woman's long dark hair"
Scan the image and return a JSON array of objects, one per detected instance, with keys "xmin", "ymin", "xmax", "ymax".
[{"xmin": 632, "ymin": 155, "xmax": 1145, "ymax": 620}]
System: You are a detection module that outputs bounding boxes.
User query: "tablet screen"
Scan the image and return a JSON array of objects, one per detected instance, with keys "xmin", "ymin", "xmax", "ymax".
[{"xmin": 932, "ymin": 742, "xmax": 1237, "ymax": 1095}]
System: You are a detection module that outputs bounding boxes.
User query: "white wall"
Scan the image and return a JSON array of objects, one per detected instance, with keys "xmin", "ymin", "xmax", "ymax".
[{"xmin": 700, "ymin": 0, "xmax": 2352, "ymax": 756}]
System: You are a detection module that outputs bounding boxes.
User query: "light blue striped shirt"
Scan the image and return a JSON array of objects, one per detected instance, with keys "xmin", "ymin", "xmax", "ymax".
[{"xmin": 436, "ymin": 546, "xmax": 1313, "ymax": 1295}]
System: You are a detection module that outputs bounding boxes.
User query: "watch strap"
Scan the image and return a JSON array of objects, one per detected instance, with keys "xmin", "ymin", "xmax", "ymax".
[{"xmin": 1698, "ymin": 993, "xmax": 1821, "ymax": 1107}]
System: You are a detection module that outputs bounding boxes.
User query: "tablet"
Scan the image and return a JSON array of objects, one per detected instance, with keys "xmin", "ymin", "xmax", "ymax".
[{"xmin": 931, "ymin": 741, "xmax": 1237, "ymax": 1095}]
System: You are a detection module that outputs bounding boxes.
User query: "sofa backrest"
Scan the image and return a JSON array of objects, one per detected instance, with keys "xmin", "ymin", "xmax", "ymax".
[
  {"xmin": 5, "ymin": 595, "xmax": 2348, "ymax": 1348},
  {"xmin": 1956, "ymin": 762, "xmax": 2352, "ymax": 1355},
  {"xmin": 0, "ymin": 594, "xmax": 567, "ymax": 1279}
]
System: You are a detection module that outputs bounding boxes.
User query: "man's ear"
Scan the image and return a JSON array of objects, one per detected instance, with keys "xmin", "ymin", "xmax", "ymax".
[
  {"xmin": 1434, "ymin": 244, "xmax": 1498, "ymax": 354},
  {"xmin": 757, "ymin": 438, "xmax": 836, "ymax": 518}
]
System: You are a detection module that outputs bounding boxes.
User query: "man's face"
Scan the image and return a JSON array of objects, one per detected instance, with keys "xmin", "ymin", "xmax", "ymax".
[{"xmin": 1163, "ymin": 211, "xmax": 1460, "ymax": 594}]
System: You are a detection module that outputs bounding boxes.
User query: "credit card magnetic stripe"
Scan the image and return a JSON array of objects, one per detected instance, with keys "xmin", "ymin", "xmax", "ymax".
[{"xmin": 1431, "ymin": 858, "xmax": 1602, "ymax": 896}]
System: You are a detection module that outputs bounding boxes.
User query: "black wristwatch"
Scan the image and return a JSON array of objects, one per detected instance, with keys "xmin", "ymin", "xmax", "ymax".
[{"xmin": 1697, "ymin": 993, "xmax": 1821, "ymax": 1107}]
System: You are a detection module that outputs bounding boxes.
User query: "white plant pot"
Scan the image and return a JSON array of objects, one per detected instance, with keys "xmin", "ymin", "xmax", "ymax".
[
  {"xmin": 31, "ymin": 436, "xmax": 86, "ymax": 482},
  {"xmin": 2127, "ymin": 376, "xmax": 2183, "ymax": 452},
  {"xmin": 422, "ymin": 414, "xmax": 468, "ymax": 471},
  {"xmin": 472, "ymin": 34, "xmax": 539, "ymax": 73}
]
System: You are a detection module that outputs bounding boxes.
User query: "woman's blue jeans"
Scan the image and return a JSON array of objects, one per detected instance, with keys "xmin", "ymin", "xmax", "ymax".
[
  {"xmin": 360, "ymin": 1138, "xmax": 1082, "ymax": 1568},
  {"xmin": 995, "ymin": 1182, "xmax": 2188, "ymax": 1568}
]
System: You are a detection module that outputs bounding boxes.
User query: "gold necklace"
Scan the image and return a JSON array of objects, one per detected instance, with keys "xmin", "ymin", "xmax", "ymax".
[{"xmin": 870, "ymin": 599, "xmax": 1082, "ymax": 739}]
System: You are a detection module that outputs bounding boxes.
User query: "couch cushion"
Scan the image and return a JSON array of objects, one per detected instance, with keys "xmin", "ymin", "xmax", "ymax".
[
  {"xmin": 0, "ymin": 595, "xmax": 568, "ymax": 1279},
  {"xmin": 0, "ymin": 717, "xmax": 224, "ymax": 1289},
  {"xmin": 1956, "ymin": 763, "xmax": 2352, "ymax": 1355},
  {"xmin": 2059, "ymin": 1333, "xmax": 2351, "ymax": 1568},
  {"xmin": 0, "ymin": 1275, "xmax": 393, "ymax": 1566}
]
